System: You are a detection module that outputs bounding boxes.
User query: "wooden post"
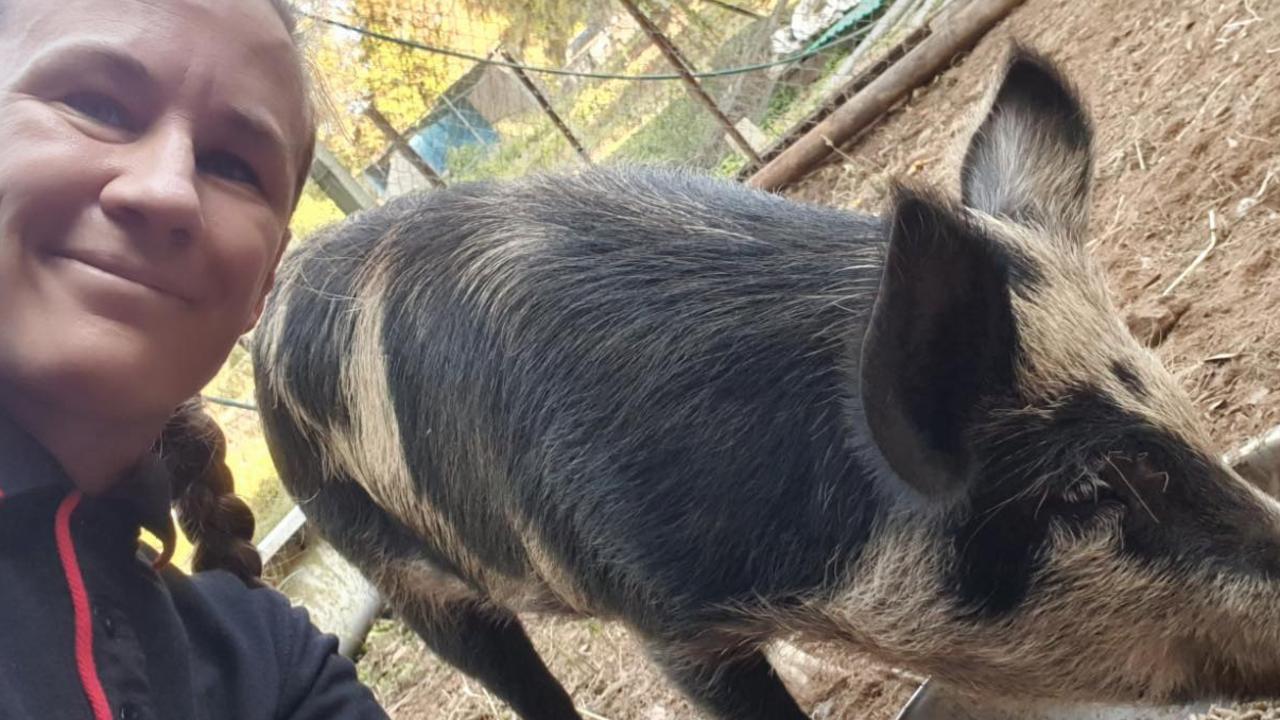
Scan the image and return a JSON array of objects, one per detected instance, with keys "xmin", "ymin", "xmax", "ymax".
[
  {"xmin": 735, "ymin": 21, "xmax": 932, "ymax": 180},
  {"xmin": 499, "ymin": 49, "xmax": 592, "ymax": 164},
  {"xmin": 364, "ymin": 103, "xmax": 446, "ymax": 189},
  {"xmin": 617, "ymin": 0, "xmax": 763, "ymax": 165},
  {"xmin": 748, "ymin": 0, "xmax": 1027, "ymax": 191},
  {"xmin": 309, "ymin": 144, "xmax": 377, "ymax": 215}
]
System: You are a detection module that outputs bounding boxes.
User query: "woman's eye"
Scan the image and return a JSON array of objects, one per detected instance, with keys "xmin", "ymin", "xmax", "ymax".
[
  {"xmin": 198, "ymin": 152, "xmax": 261, "ymax": 189},
  {"xmin": 62, "ymin": 92, "xmax": 133, "ymax": 130}
]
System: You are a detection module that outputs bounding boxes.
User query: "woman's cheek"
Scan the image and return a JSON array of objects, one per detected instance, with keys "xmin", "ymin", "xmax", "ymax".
[{"xmin": 204, "ymin": 205, "xmax": 283, "ymax": 328}]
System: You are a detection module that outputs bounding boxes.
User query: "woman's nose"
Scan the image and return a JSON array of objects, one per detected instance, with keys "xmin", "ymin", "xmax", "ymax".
[{"xmin": 100, "ymin": 123, "xmax": 205, "ymax": 246}]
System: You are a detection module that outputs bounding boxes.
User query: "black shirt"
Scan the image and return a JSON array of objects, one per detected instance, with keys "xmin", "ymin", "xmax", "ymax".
[{"xmin": 0, "ymin": 417, "xmax": 390, "ymax": 720}]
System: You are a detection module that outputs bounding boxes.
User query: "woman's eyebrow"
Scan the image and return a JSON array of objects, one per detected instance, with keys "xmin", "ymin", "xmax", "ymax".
[
  {"xmin": 220, "ymin": 106, "xmax": 290, "ymax": 164},
  {"xmin": 20, "ymin": 39, "xmax": 154, "ymax": 89}
]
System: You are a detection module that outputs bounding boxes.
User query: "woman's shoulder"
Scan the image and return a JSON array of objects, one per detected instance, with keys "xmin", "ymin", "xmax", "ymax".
[
  {"xmin": 160, "ymin": 566, "xmax": 389, "ymax": 720},
  {"xmin": 160, "ymin": 565, "xmax": 329, "ymax": 669},
  {"xmin": 164, "ymin": 565, "xmax": 309, "ymax": 643}
]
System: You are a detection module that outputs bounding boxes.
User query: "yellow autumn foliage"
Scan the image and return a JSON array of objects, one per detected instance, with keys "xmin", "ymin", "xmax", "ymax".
[
  {"xmin": 307, "ymin": 0, "xmax": 509, "ymax": 174},
  {"xmin": 291, "ymin": 181, "xmax": 348, "ymax": 241}
]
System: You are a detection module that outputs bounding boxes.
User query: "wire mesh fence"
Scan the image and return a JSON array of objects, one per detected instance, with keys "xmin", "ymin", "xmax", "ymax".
[{"xmin": 296, "ymin": 0, "xmax": 950, "ymax": 202}]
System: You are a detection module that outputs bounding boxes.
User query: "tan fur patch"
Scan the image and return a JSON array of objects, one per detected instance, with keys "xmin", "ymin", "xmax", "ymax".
[
  {"xmin": 975, "ymin": 213, "xmax": 1213, "ymax": 454},
  {"xmin": 315, "ymin": 252, "xmax": 505, "ymax": 594},
  {"xmin": 256, "ymin": 251, "xmax": 313, "ymax": 434}
]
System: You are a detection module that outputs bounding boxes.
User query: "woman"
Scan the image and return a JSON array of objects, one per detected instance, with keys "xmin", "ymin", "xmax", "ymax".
[{"xmin": 0, "ymin": 0, "xmax": 389, "ymax": 717}]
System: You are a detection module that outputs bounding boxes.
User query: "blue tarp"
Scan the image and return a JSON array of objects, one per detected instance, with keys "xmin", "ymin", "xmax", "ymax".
[{"xmin": 407, "ymin": 100, "xmax": 499, "ymax": 173}]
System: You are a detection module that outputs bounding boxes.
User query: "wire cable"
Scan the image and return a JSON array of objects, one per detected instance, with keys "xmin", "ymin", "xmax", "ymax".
[
  {"xmin": 203, "ymin": 395, "xmax": 259, "ymax": 412},
  {"xmin": 298, "ymin": 10, "xmax": 876, "ymax": 81}
]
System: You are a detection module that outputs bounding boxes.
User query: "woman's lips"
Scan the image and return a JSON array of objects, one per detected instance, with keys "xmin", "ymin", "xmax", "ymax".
[{"xmin": 51, "ymin": 250, "xmax": 196, "ymax": 304}]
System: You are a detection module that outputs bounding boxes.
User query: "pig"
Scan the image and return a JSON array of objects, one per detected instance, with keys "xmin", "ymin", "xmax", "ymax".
[{"xmin": 252, "ymin": 48, "xmax": 1280, "ymax": 720}]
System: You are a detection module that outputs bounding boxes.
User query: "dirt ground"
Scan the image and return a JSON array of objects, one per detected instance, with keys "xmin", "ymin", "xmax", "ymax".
[
  {"xmin": 792, "ymin": 0, "xmax": 1280, "ymax": 451},
  {"xmin": 361, "ymin": 0, "xmax": 1280, "ymax": 717}
]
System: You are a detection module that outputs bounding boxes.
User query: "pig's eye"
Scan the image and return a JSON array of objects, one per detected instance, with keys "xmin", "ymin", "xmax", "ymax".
[{"xmin": 1061, "ymin": 472, "xmax": 1116, "ymax": 505}]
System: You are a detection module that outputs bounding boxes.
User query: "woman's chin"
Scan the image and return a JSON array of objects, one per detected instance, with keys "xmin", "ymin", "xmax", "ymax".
[{"xmin": 0, "ymin": 332, "xmax": 196, "ymax": 425}]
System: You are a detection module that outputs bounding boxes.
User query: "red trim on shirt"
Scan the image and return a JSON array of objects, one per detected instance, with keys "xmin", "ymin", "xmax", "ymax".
[{"xmin": 55, "ymin": 492, "xmax": 113, "ymax": 720}]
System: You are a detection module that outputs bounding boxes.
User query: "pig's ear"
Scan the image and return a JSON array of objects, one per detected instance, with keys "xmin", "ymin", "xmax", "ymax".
[
  {"xmin": 859, "ymin": 189, "xmax": 1023, "ymax": 497},
  {"xmin": 961, "ymin": 47, "xmax": 1093, "ymax": 242}
]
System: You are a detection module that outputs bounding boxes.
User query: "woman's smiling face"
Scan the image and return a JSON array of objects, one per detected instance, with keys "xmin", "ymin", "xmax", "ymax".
[{"xmin": 0, "ymin": 0, "xmax": 311, "ymax": 425}]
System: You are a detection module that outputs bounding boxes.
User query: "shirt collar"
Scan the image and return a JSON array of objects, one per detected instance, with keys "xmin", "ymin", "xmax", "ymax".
[
  {"xmin": 0, "ymin": 412, "xmax": 177, "ymax": 554},
  {"xmin": 0, "ymin": 410, "xmax": 71, "ymax": 499}
]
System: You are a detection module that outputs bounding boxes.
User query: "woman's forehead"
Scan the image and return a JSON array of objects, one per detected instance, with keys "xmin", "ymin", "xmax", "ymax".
[
  {"xmin": 5, "ymin": 0, "xmax": 306, "ymax": 123},
  {"xmin": 8, "ymin": 0, "xmax": 292, "ymax": 39}
]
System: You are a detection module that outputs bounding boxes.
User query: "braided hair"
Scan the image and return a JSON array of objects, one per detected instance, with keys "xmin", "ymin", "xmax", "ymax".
[{"xmin": 159, "ymin": 398, "xmax": 265, "ymax": 585}]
